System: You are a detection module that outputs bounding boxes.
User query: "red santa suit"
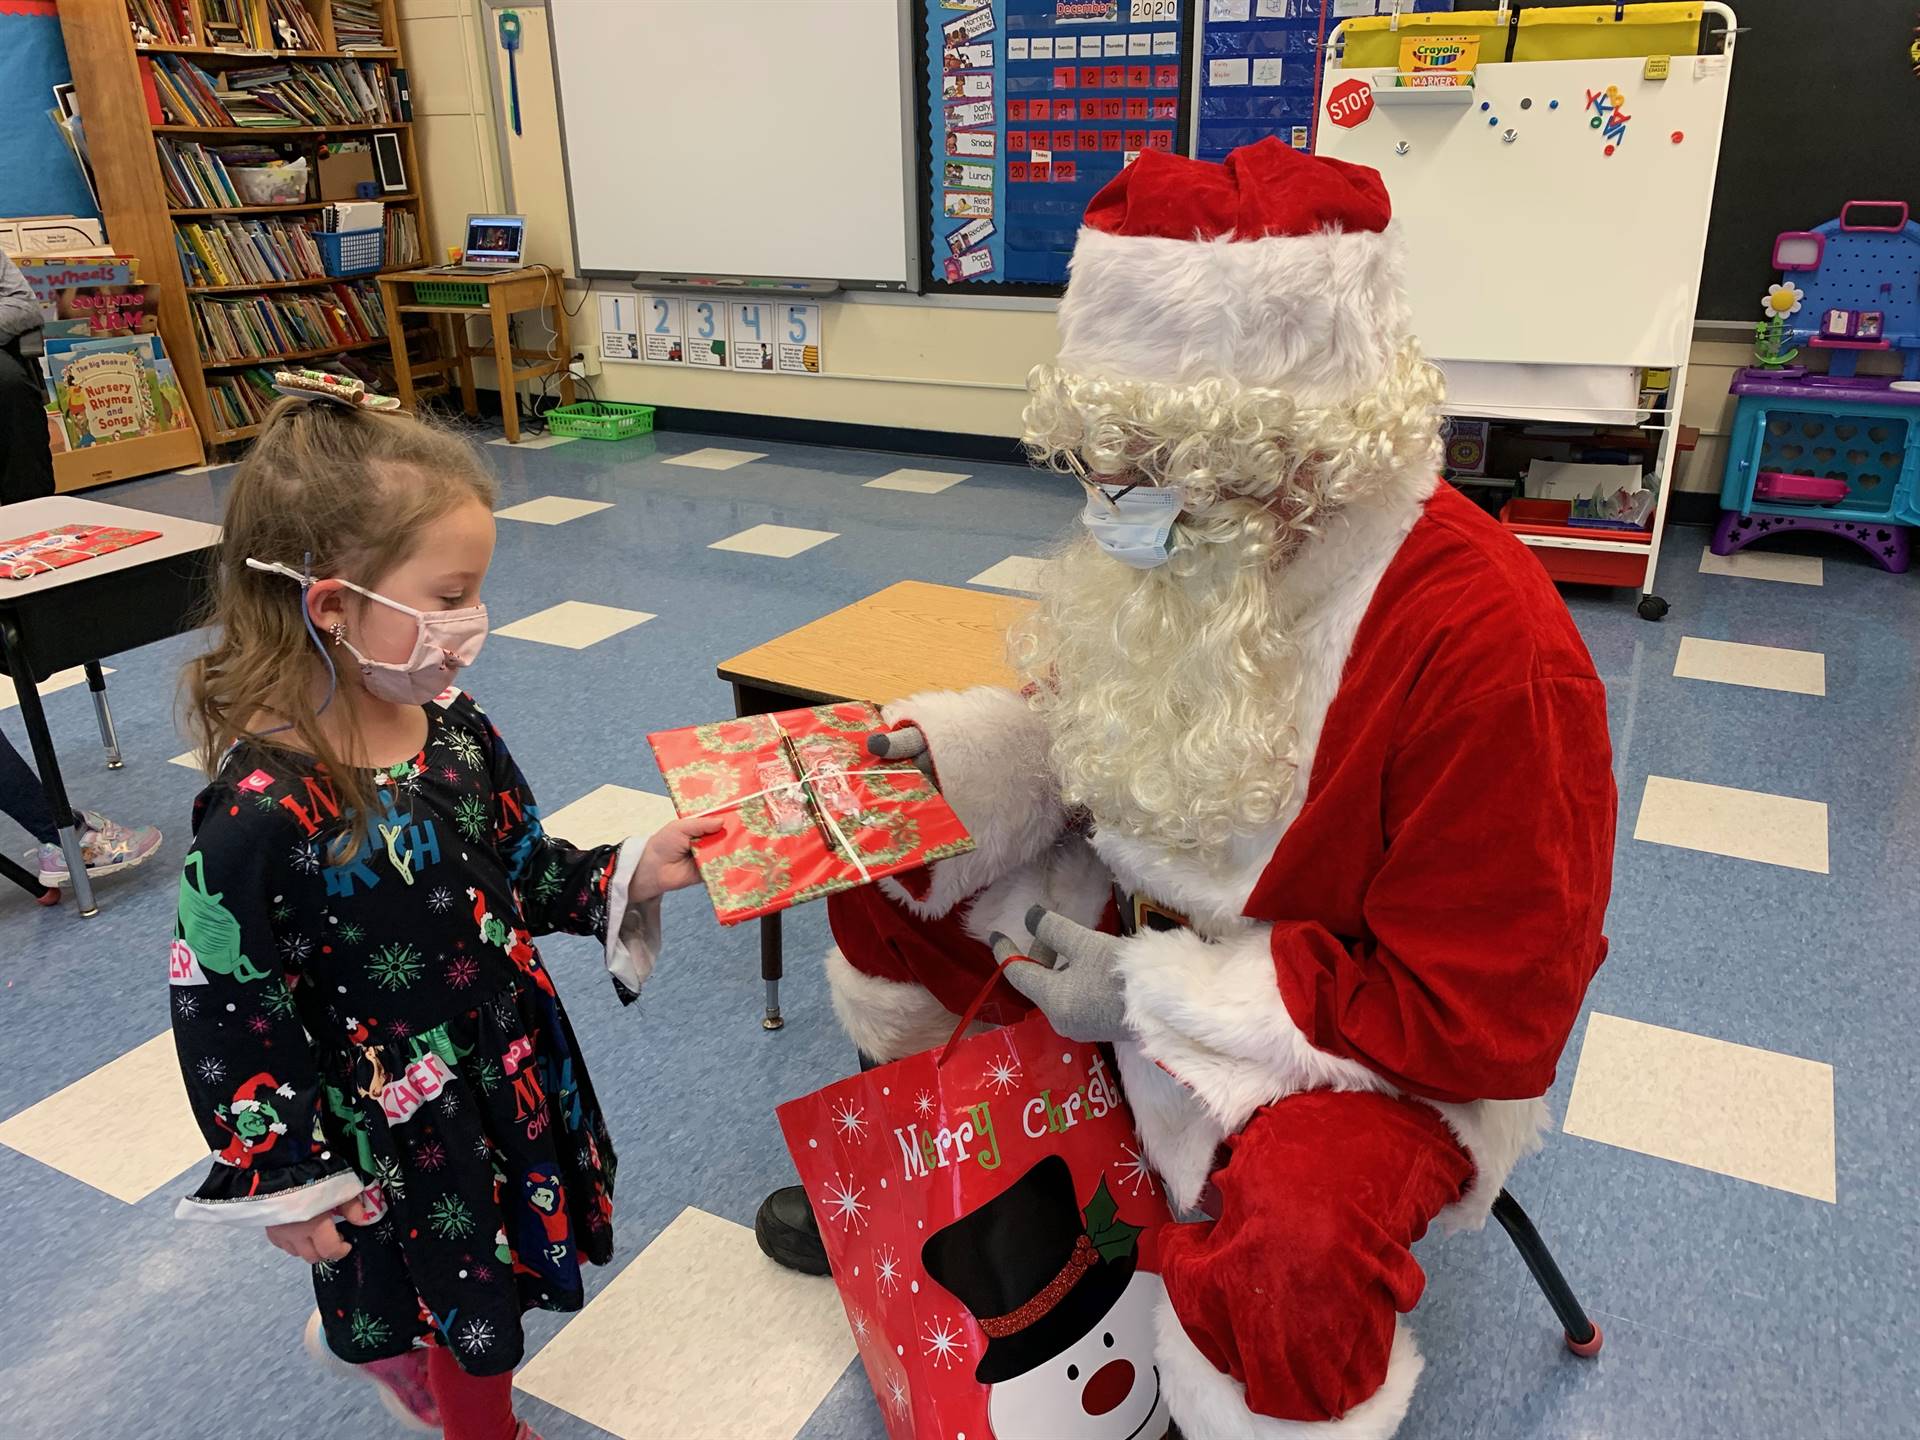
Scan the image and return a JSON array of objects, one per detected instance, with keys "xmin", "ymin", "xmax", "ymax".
[{"xmin": 823, "ymin": 139, "xmax": 1615, "ymax": 1439}]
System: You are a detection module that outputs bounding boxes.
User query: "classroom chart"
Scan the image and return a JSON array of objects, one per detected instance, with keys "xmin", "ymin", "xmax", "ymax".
[
  {"xmin": 925, "ymin": 0, "xmax": 1194, "ymax": 290},
  {"xmin": 602, "ymin": 294, "xmax": 823, "ymax": 377}
]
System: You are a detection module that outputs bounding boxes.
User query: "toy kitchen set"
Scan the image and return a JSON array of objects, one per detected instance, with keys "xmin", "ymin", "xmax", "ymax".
[{"xmin": 1715, "ymin": 201, "xmax": 1920, "ymax": 572}]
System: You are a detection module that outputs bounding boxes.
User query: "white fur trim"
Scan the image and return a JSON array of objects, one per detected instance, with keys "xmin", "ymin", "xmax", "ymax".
[
  {"xmin": 1114, "ymin": 1042, "xmax": 1229, "ymax": 1213},
  {"xmin": 1090, "ymin": 469, "xmax": 1432, "ymax": 929},
  {"xmin": 824, "ymin": 945, "xmax": 962, "ymax": 1064},
  {"xmin": 1061, "ymin": 225, "xmax": 1412, "ymax": 408},
  {"xmin": 175, "ymin": 1169, "xmax": 367, "ymax": 1228},
  {"xmin": 603, "ymin": 837, "xmax": 660, "ymax": 996},
  {"xmin": 1119, "ymin": 922, "xmax": 1392, "ymax": 1127},
  {"xmin": 874, "ymin": 687, "xmax": 1067, "ymax": 920},
  {"xmin": 1156, "ymin": 1292, "xmax": 1422, "ymax": 1440},
  {"xmin": 1429, "ymin": 1096, "xmax": 1551, "ymax": 1233},
  {"xmin": 960, "ymin": 836, "xmax": 1113, "ymax": 948}
]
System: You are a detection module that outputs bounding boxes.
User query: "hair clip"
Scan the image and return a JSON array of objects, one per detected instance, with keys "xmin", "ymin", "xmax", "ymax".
[{"xmin": 272, "ymin": 368, "xmax": 402, "ymax": 412}]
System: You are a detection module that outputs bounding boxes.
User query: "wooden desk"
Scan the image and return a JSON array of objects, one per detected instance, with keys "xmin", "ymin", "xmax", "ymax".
[
  {"xmin": 0, "ymin": 497, "xmax": 222, "ymax": 915},
  {"xmin": 716, "ymin": 580, "xmax": 1036, "ymax": 1028},
  {"xmin": 375, "ymin": 267, "xmax": 574, "ymax": 443}
]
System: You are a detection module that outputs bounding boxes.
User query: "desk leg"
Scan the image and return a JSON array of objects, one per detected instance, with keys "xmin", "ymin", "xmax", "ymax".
[
  {"xmin": 85, "ymin": 662, "xmax": 122, "ymax": 770},
  {"xmin": 0, "ymin": 620, "xmax": 95, "ymax": 917},
  {"xmin": 454, "ymin": 316, "xmax": 478, "ymax": 418},
  {"xmin": 380, "ymin": 282, "xmax": 415, "ymax": 414},
  {"xmin": 760, "ymin": 911, "xmax": 784, "ymax": 1031},
  {"xmin": 492, "ymin": 294, "xmax": 519, "ymax": 443}
]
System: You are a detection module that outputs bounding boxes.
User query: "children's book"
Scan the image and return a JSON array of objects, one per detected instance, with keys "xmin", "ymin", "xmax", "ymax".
[{"xmin": 0, "ymin": 526, "xmax": 164, "ymax": 581}]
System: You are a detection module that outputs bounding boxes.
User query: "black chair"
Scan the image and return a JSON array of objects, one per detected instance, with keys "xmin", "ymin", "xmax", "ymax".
[{"xmin": 1492, "ymin": 1189, "xmax": 1603, "ymax": 1356}]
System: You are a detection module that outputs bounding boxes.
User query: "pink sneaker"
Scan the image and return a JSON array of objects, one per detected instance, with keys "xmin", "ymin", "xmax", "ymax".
[
  {"xmin": 303, "ymin": 1310, "xmax": 440, "ymax": 1433},
  {"xmin": 32, "ymin": 810, "xmax": 162, "ymax": 886}
]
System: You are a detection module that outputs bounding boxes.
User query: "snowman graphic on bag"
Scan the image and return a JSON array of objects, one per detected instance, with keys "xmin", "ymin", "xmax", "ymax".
[{"xmin": 922, "ymin": 1155, "xmax": 1172, "ymax": 1440}]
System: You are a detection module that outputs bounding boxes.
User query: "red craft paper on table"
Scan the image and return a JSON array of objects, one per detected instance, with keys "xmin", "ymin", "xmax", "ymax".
[
  {"xmin": 0, "ymin": 525, "xmax": 162, "ymax": 581},
  {"xmin": 648, "ymin": 702, "xmax": 975, "ymax": 925}
]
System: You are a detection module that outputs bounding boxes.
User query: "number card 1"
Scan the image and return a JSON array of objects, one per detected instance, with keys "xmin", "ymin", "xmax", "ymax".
[
  {"xmin": 686, "ymin": 298, "xmax": 726, "ymax": 367},
  {"xmin": 598, "ymin": 294, "xmax": 639, "ymax": 363},
  {"xmin": 776, "ymin": 303, "xmax": 822, "ymax": 376},
  {"xmin": 730, "ymin": 301, "xmax": 775, "ymax": 372},
  {"xmin": 640, "ymin": 294, "xmax": 684, "ymax": 365}
]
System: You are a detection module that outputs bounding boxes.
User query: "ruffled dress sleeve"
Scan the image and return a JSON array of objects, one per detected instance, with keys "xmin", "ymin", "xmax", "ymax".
[{"xmin": 170, "ymin": 789, "xmax": 363, "ymax": 1225}]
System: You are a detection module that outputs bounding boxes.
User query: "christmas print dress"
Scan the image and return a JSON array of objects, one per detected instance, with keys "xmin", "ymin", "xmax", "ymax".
[{"xmin": 169, "ymin": 690, "xmax": 632, "ymax": 1376}]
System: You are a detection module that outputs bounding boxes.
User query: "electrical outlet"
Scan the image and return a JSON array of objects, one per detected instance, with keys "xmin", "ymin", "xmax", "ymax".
[{"xmin": 570, "ymin": 349, "xmax": 600, "ymax": 378}]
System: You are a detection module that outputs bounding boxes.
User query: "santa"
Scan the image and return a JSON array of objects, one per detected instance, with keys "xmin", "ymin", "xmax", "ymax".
[{"xmin": 754, "ymin": 138, "xmax": 1616, "ymax": 1437}]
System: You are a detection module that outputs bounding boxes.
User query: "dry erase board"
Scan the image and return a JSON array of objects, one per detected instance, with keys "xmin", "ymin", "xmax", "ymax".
[{"xmin": 548, "ymin": 0, "xmax": 917, "ymax": 289}]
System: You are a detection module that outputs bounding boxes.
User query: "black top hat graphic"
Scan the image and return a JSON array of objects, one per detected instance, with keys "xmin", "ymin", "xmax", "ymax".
[{"xmin": 922, "ymin": 1155, "xmax": 1136, "ymax": 1385}]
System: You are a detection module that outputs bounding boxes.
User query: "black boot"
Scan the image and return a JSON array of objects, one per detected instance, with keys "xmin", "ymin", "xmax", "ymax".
[
  {"xmin": 755, "ymin": 1184, "xmax": 831, "ymax": 1275},
  {"xmin": 755, "ymin": 1051, "xmax": 881, "ymax": 1276}
]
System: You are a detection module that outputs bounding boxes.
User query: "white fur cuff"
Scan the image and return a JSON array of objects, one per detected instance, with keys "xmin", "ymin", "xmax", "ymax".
[
  {"xmin": 824, "ymin": 946, "xmax": 963, "ymax": 1064},
  {"xmin": 175, "ymin": 1169, "xmax": 366, "ymax": 1228},
  {"xmin": 1118, "ymin": 924, "xmax": 1389, "ymax": 1132},
  {"xmin": 878, "ymin": 687, "xmax": 1066, "ymax": 919},
  {"xmin": 1156, "ymin": 1292, "xmax": 1423, "ymax": 1439}
]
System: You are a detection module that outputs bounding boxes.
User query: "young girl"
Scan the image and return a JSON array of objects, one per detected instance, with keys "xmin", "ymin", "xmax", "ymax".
[{"xmin": 169, "ymin": 396, "xmax": 716, "ymax": 1440}]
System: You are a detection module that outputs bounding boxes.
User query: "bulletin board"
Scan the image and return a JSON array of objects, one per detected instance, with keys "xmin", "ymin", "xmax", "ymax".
[
  {"xmin": 0, "ymin": 0, "xmax": 97, "ymax": 222},
  {"xmin": 1191, "ymin": 0, "xmax": 1324, "ymax": 163},
  {"xmin": 920, "ymin": 0, "xmax": 1197, "ymax": 293},
  {"xmin": 1314, "ymin": 52, "xmax": 1734, "ymax": 367}
]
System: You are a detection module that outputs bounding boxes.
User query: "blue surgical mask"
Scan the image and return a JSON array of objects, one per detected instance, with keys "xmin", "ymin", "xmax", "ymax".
[{"xmin": 1080, "ymin": 484, "xmax": 1183, "ymax": 570}]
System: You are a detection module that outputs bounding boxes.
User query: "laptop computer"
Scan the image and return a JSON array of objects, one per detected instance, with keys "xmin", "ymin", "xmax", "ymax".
[{"xmin": 426, "ymin": 214, "xmax": 527, "ymax": 274}]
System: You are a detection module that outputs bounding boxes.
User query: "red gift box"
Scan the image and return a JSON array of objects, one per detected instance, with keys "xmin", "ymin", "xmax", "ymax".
[
  {"xmin": 647, "ymin": 702, "xmax": 975, "ymax": 925},
  {"xmin": 0, "ymin": 525, "xmax": 161, "ymax": 581},
  {"xmin": 777, "ymin": 1011, "xmax": 1176, "ymax": 1440}
]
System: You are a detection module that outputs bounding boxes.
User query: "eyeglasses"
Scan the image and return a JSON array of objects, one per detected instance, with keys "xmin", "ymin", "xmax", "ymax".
[{"xmin": 1059, "ymin": 450, "xmax": 1143, "ymax": 506}]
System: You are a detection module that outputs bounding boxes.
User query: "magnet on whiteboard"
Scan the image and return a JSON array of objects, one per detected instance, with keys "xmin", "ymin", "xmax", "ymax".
[
  {"xmin": 1480, "ymin": 101, "xmax": 1490, "ymax": 111},
  {"xmin": 1670, "ymin": 130, "xmax": 1684, "ymax": 143},
  {"xmin": 1550, "ymin": 99, "xmax": 1560, "ymax": 109},
  {"xmin": 1488, "ymin": 116, "xmax": 1498, "ymax": 126},
  {"xmin": 1520, "ymin": 97, "xmax": 1532, "ymax": 109},
  {"xmin": 1394, "ymin": 140, "xmax": 1410, "ymax": 154},
  {"xmin": 1502, "ymin": 128, "xmax": 1517, "ymax": 143}
]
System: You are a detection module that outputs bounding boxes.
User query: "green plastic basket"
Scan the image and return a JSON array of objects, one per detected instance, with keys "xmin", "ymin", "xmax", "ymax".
[
  {"xmin": 544, "ymin": 401, "xmax": 655, "ymax": 441},
  {"xmin": 411, "ymin": 280, "xmax": 488, "ymax": 306}
]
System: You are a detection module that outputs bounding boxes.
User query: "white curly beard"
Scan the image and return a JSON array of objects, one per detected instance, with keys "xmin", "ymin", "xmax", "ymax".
[{"xmin": 1013, "ymin": 508, "xmax": 1307, "ymax": 861}]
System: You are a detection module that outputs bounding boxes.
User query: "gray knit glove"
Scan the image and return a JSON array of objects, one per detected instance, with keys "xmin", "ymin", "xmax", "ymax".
[
  {"xmin": 867, "ymin": 726, "xmax": 936, "ymax": 779},
  {"xmin": 989, "ymin": 905, "xmax": 1129, "ymax": 1044}
]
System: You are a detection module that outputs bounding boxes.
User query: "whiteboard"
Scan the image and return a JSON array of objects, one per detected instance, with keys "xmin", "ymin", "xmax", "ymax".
[
  {"xmin": 548, "ymin": 0, "xmax": 916, "ymax": 288},
  {"xmin": 1315, "ymin": 55, "xmax": 1733, "ymax": 367}
]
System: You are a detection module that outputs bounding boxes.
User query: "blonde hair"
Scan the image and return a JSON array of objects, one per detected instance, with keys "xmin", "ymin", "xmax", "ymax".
[
  {"xmin": 183, "ymin": 397, "xmax": 497, "ymax": 850},
  {"xmin": 1012, "ymin": 345, "xmax": 1443, "ymax": 859}
]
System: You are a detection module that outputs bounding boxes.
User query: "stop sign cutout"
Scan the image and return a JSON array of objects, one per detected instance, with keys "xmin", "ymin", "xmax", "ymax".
[{"xmin": 1327, "ymin": 77, "xmax": 1374, "ymax": 129}]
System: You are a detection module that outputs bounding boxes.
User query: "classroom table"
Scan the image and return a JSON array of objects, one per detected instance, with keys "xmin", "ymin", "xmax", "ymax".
[
  {"xmin": 0, "ymin": 497, "xmax": 222, "ymax": 916},
  {"xmin": 715, "ymin": 580, "xmax": 1034, "ymax": 1029}
]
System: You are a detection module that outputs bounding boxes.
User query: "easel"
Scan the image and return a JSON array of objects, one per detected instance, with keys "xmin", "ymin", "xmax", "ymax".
[{"xmin": 1317, "ymin": 3, "xmax": 1740, "ymax": 618}]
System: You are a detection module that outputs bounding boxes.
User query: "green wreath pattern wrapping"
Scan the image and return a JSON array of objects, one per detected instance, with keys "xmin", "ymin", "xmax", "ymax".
[
  {"xmin": 816, "ymin": 704, "xmax": 879, "ymax": 733},
  {"xmin": 699, "ymin": 847, "xmax": 793, "ymax": 914},
  {"xmin": 833, "ymin": 808, "xmax": 921, "ymax": 872},
  {"xmin": 666, "ymin": 758, "xmax": 742, "ymax": 812},
  {"xmin": 691, "ymin": 718, "xmax": 774, "ymax": 755}
]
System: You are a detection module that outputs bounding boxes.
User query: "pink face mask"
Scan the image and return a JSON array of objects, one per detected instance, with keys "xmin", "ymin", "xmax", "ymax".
[{"xmin": 246, "ymin": 558, "xmax": 488, "ymax": 705}]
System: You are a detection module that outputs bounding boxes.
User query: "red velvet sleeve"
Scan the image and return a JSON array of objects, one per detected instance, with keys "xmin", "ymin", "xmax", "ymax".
[{"xmin": 1272, "ymin": 677, "xmax": 1616, "ymax": 1103}]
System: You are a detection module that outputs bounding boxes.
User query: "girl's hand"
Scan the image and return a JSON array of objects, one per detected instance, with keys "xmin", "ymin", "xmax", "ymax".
[
  {"xmin": 266, "ymin": 1194, "xmax": 372, "ymax": 1264},
  {"xmin": 629, "ymin": 815, "xmax": 726, "ymax": 903}
]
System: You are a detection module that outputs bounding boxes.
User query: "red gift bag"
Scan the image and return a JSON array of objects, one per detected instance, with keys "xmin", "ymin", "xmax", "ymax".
[{"xmin": 776, "ymin": 1008, "xmax": 1175, "ymax": 1440}]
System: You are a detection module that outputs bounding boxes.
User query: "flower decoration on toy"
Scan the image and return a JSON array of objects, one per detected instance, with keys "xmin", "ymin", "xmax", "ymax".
[{"xmin": 1762, "ymin": 282, "xmax": 1806, "ymax": 318}]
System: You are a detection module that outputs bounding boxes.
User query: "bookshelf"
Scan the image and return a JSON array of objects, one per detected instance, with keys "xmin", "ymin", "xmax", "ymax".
[{"xmin": 60, "ymin": 0, "xmax": 431, "ymax": 446}]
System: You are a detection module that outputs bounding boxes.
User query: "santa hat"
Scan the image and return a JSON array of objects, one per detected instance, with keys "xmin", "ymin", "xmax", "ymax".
[{"xmin": 1056, "ymin": 138, "xmax": 1411, "ymax": 409}]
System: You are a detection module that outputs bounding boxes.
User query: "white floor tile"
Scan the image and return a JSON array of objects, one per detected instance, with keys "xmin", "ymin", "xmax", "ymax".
[
  {"xmin": 515, "ymin": 1207, "xmax": 855, "ymax": 1440},
  {"xmin": 495, "ymin": 601, "xmax": 655, "ymax": 650},
  {"xmin": 0, "ymin": 1032, "xmax": 205, "ymax": 1204},
  {"xmin": 663, "ymin": 447, "xmax": 766, "ymax": 471},
  {"xmin": 1674, "ymin": 637, "xmax": 1826, "ymax": 696},
  {"xmin": 1563, "ymin": 1012, "xmax": 1836, "ymax": 1202},
  {"xmin": 169, "ymin": 751, "xmax": 201, "ymax": 771},
  {"xmin": 709, "ymin": 524, "xmax": 838, "ymax": 559},
  {"xmin": 542, "ymin": 784, "xmax": 679, "ymax": 849},
  {"xmin": 495, "ymin": 496, "xmax": 613, "ymax": 526},
  {"xmin": 1633, "ymin": 775, "xmax": 1829, "ymax": 873},
  {"xmin": 864, "ymin": 467, "xmax": 970, "ymax": 495},
  {"xmin": 1698, "ymin": 546, "xmax": 1825, "ymax": 587},
  {"xmin": 488, "ymin": 433, "xmax": 578, "ymax": 450},
  {"xmin": 0, "ymin": 665, "xmax": 113, "ymax": 711},
  {"xmin": 968, "ymin": 555, "xmax": 1048, "ymax": 593}
]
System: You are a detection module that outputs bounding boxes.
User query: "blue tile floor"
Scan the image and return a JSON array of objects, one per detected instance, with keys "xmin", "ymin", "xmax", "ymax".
[{"xmin": 1, "ymin": 427, "xmax": 1915, "ymax": 1439}]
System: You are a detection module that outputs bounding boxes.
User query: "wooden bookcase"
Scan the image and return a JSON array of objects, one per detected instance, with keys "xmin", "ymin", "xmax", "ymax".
[{"xmin": 59, "ymin": 0, "xmax": 431, "ymax": 448}]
